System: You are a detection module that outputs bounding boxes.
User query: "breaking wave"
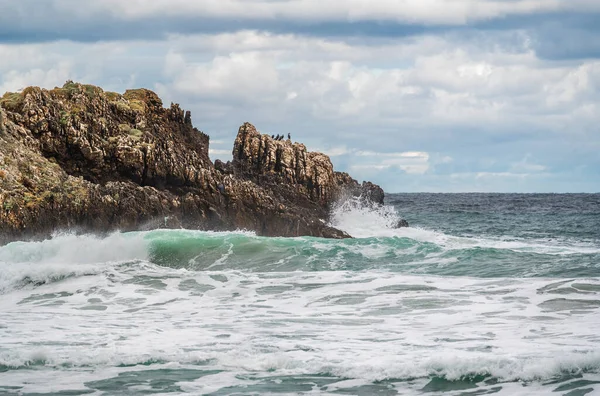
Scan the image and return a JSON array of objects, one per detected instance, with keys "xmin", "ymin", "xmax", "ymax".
[{"xmin": 1, "ymin": 198, "xmax": 599, "ymax": 293}]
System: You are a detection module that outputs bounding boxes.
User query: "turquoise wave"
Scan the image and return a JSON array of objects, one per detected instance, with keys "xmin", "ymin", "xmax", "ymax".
[
  {"xmin": 145, "ymin": 229, "xmax": 439, "ymax": 272},
  {"xmin": 142, "ymin": 229, "xmax": 600, "ymax": 278},
  {"xmin": 1, "ymin": 229, "xmax": 599, "ymax": 294}
]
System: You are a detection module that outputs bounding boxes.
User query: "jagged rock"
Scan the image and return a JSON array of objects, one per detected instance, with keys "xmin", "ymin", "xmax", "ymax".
[
  {"xmin": 394, "ymin": 219, "xmax": 409, "ymax": 228},
  {"xmin": 214, "ymin": 159, "xmax": 234, "ymax": 175},
  {"xmin": 232, "ymin": 122, "xmax": 337, "ymax": 205},
  {"xmin": 0, "ymin": 82, "xmax": 385, "ymax": 244}
]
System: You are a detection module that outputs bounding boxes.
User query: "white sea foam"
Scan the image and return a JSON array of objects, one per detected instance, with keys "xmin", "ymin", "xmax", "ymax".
[
  {"xmin": 0, "ymin": 229, "xmax": 258, "ymax": 265},
  {"xmin": 0, "ymin": 231, "xmax": 150, "ymax": 264},
  {"xmin": 0, "ymin": 229, "xmax": 263, "ymax": 293},
  {"xmin": 329, "ymin": 196, "xmax": 600, "ymax": 255},
  {"xmin": 0, "ymin": 232, "xmax": 149, "ymax": 293},
  {"xmin": 1, "ymin": 266, "xmax": 600, "ymax": 394}
]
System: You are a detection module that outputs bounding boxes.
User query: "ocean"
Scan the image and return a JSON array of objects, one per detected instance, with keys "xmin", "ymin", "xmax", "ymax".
[{"xmin": 1, "ymin": 193, "xmax": 599, "ymax": 395}]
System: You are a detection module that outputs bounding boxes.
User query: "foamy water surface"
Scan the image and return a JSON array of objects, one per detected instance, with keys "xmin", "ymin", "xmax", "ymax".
[{"xmin": 1, "ymin": 193, "xmax": 599, "ymax": 395}]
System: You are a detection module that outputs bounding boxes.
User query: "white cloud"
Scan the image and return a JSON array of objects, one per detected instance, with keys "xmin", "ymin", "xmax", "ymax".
[
  {"xmin": 475, "ymin": 172, "xmax": 530, "ymax": 179},
  {"xmin": 0, "ymin": 65, "xmax": 72, "ymax": 94},
  {"xmin": 350, "ymin": 151, "xmax": 431, "ymax": 174},
  {"xmin": 0, "ymin": 41, "xmax": 150, "ymax": 94},
  {"xmin": 158, "ymin": 31, "xmax": 600, "ymax": 136},
  {"xmin": 322, "ymin": 146, "xmax": 351, "ymax": 157},
  {"xmin": 510, "ymin": 155, "xmax": 547, "ymax": 173},
  {"xmin": 209, "ymin": 149, "xmax": 232, "ymax": 157},
  {"xmin": 165, "ymin": 50, "xmax": 281, "ymax": 103},
  {"xmin": 62, "ymin": 0, "xmax": 600, "ymax": 25}
]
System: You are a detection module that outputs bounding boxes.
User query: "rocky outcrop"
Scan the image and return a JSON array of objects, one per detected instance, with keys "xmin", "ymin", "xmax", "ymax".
[
  {"xmin": 232, "ymin": 122, "xmax": 337, "ymax": 206},
  {"xmin": 0, "ymin": 82, "xmax": 386, "ymax": 244}
]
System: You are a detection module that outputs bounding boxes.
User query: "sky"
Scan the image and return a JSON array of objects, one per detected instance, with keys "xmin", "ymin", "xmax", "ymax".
[{"xmin": 0, "ymin": 0, "xmax": 598, "ymax": 193}]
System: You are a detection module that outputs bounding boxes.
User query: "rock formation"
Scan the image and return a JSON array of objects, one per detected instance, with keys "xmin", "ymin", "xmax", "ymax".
[{"xmin": 0, "ymin": 81, "xmax": 387, "ymax": 244}]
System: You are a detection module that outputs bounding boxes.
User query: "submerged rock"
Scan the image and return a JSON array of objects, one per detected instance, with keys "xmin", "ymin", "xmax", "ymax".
[{"xmin": 0, "ymin": 82, "xmax": 385, "ymax": 244}]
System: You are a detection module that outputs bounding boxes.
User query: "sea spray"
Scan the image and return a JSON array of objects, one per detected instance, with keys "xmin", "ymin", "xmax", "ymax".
[
  {"xmin": 0, "ymin": 232, "xmax": 151, "ymax": 293},
  {"xmin": 328, "ymin": 195, "xmax": 403, "ymax": 238}
]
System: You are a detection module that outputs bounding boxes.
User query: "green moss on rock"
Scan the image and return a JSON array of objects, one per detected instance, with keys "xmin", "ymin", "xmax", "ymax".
[
  {"xmin": 105, "ymin": 92, "xmax": 121, "ymax": 102},
  {"xmin": 116, "ymin": 102, "xmax": 131, "ymax": 113},
  {"xmin": 0, "ymin": 92, "xmax": 24, "ymax": 112},
  {"xmin": 128, "ymin": 128, "xmax": 143, "ymax": 138},
  {"xmin": 60, "ymin": 110, "xmax": 69, "ymax": 126},
  {"xmin": 129, "ymin": 99, "xmax": 146, "ymax": 113},
  {"xmin": 83, "ymin": 84, "xmax": 102, "ymax": 99},
  {"xmin": 124, "ymin": 89, "xmax": 163, "ymax": 109},
  {"xmin": 63, "ymin": 80, "xmax": 80, "ymax": 95},
  {"xmin": 3, "ymin": 200, "xmax": 14, "ymax": 211}
]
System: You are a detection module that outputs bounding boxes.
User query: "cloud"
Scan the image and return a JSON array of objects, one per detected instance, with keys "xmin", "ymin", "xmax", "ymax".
[
  {"xmin": 157, "ymin": 31, "xmax": 600, "ymax": 141},
  {"xmin": 1, "ymin": 1, "xmax": 599, "ymax": 64},
  {"xmin": 0, "ymin": 66, "xmax": 71, "ymax": 94},
  {"xmin": 323, "ymin": 149, "xmax": 432, "ymax": 175},
  {"xmin": 321, "ymin": 146, "xmax": 352, "ymax": 157},
  {"xmin": 208, "ymin": 149, "xmax": 232, "ymax": 157},
  {"xmin": 26, "ymin": 1, "xmax": 600, "ymax": 24},
  {"xmin": 351, "ymin": 151, "xmax": 431, "ymax": 174},
  {"xmin": 165, "ymin": 49, "xmax": 281, "ymax": 104},
  {"xmin": 0, "ymin": 5, "xmax": 599, "ymax": 192},
  {"xmin": 510, "ymin": 155, "xmax": 547, "ymax": 173}
]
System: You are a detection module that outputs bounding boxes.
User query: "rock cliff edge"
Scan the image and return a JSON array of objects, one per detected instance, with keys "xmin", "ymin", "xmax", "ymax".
[{"xmin": 0, "ymin": 82, "xmax": 385, "ymax": 244}]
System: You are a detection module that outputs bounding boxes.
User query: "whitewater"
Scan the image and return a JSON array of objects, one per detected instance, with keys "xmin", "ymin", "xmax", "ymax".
[{"xmin": 1, "ymin": 193, "xmax": 599, "ymax": 395}]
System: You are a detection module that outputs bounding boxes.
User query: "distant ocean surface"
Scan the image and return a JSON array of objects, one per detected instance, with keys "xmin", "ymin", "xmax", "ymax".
[{"xmin": 1, "ymin": 193, "xmax": 599, "ymax": 395}]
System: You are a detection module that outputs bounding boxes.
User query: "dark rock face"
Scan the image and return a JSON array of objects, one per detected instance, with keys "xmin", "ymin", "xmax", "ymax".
[
  {"xmin": 214, "ymin": 159, "xmax": 233, "ymax": 175},
  {"xmin": 394, "ymin": 219, "xmax": 409, "ymax": 228},
  {"xmin": 0, "ymin": 82, "xmax": 385, "ymax": 244}
]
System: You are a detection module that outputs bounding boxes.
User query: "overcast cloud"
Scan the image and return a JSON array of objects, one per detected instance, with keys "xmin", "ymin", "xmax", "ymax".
[{"xmin": 0, "ymin": 0, "xmax": 598, "ymax": 192}]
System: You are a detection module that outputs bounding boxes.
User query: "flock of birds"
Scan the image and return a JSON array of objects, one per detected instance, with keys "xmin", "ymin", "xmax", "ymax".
[{"xmin": 271, "ymin": 133, "xmax": 291, "ymax": 141}]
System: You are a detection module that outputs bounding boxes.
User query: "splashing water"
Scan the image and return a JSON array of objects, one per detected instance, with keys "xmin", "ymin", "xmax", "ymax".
[
  {"xmin": 0, "ymin": 193, "xmax": 599, "ymax": 395},
  {"xmin": 328, "ymin": 195, "xmax": 404, "ymax": 238}
]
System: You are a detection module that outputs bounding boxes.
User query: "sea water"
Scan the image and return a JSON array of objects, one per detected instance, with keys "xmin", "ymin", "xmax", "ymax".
[{"xmin": 0, "ymin": 193, "xmax": 599, "ymax": 395}]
